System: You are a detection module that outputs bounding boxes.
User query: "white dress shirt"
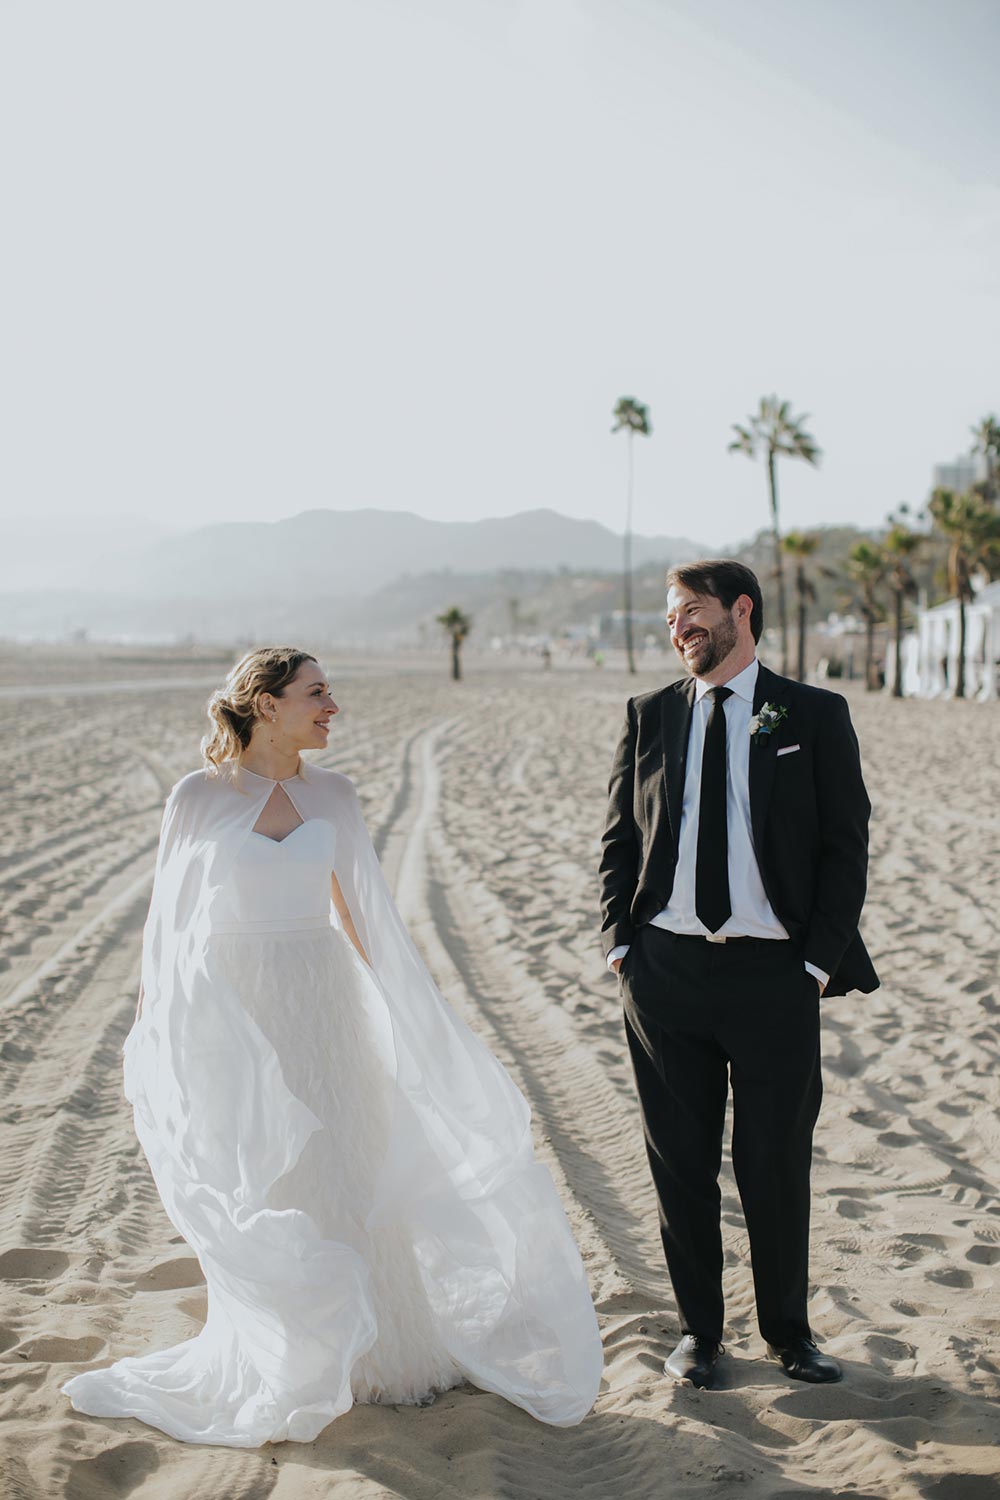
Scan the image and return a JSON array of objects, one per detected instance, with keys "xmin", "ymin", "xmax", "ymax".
[{"xmin": 609, "ymin": 659, "xmax": 829, "ymax": 989}]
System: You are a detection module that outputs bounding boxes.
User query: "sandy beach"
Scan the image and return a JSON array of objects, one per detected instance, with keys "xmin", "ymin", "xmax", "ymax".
[{"xmin": 1, "ymin": 650, "xmax": 999, "ymax": 1500}]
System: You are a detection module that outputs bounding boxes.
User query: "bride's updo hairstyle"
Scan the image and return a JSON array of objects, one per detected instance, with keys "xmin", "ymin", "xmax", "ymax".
[{"xmin": 202, "ymin": 647, "xmax": 316, "ymax": 770}]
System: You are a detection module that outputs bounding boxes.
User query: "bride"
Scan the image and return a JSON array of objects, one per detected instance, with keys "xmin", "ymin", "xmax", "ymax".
[{"xmin": 63, "ymin": 648, "xmax": 602, "ymax": 1447}]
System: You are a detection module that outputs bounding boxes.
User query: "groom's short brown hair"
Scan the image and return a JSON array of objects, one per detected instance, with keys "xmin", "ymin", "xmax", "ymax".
[{"xmin": 665, "ymin": 560, "xmax": 764, "ymax": 644}]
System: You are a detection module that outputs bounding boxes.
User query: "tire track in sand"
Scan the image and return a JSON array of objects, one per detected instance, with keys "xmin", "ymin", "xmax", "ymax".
[
  {"xmin": 0, "ymin": 746, "xmax": 277, "ymax": 1499},
  {"xmin": 384, "ymin": 722, "xmax": 713, "ymax": 1500},
  {"xmin": 398, "ymin": 727, "xmax": 664, "ymax": 1302}
]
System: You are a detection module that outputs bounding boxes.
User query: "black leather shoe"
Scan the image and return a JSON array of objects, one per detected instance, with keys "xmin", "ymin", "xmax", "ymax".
[
  {"xmin": 767, "ymin": 1338, "xmax": 842, "ymax": 1384},
  {"xmin": 663, "ymin": 1334, "xmax": 723, "ymax": 1388}
]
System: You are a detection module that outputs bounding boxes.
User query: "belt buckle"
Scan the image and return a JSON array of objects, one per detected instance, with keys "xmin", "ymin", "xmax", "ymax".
[{"xmin": 705, "ymin": 933, "xmax": 728, "ymax": 944}]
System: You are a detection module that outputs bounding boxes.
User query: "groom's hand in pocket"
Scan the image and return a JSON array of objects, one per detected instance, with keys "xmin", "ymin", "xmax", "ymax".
[
  {"xmin": 608, "ymin": 944, "xmax": 631, "ymax": 977},
  {"xmin": 805, "ymin": 962, "xmax": 828, "ymax": 997},
  {"xmin": 607, "ymin": 944, "xmax": 630, "ymax": 975}
]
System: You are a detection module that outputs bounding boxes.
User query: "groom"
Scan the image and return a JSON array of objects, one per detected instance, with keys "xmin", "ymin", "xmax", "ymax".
[{"xmin": 599, "ymin": 560, "xmax": 878, "ymax": 1389}]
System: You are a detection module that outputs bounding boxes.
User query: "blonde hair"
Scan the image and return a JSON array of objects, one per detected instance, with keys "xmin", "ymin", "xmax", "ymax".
[{"xmin": 202, "ymin": 647, "xmax": 317, "ymax": 770}]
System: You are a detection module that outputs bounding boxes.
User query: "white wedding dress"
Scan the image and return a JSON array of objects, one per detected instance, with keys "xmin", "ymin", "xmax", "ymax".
[{"xmin": 64, "ymin": 764, "xmax": 602, "ymax": 1446}]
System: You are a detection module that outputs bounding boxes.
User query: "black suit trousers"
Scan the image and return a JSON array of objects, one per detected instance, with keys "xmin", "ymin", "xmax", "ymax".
[{"xmin": 621, "ymin": 925, "xmax": 822, "ymax": 1348}]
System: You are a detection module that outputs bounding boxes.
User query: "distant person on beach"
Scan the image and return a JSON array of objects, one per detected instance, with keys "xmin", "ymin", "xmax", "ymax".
[
  {"xmin": 600, "ymin": 560, "xmax": 878, "ymax": 1390},
  {"xmin": 64, "ymin": 648, "xmax": 601, "ymax": 1447}
]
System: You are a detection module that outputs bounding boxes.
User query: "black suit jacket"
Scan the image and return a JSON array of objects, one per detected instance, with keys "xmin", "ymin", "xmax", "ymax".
[{"xmin": 599, "ymin": 664, "xmax": 879, "ymax": 998}]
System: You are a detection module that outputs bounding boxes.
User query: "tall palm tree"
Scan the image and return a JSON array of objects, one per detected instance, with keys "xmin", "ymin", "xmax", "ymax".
[
  {"xmin": 781, "ymin": 532, "xmax": 820, "ymax": 682},
  {"xmin": 729, "ymin": 396, "xmax": 821, "ymax": 675},
  {"xmin": 882, "ymin": 521, "xmax": 922, "ymax": 698},
  {"xmin": 611, "ymin": 396, "xmax": 652, "ymax": 675},
  {"xmin": 846, "ymin": 541, "xmax": 886, "ymax": 691},
  {"xmin": 927, "ymin": 487, "xmax": 1000, "ymax": 698},
  {"xmin": 436, "ymin": 606, "xmax": 472, "ymax": 681}
]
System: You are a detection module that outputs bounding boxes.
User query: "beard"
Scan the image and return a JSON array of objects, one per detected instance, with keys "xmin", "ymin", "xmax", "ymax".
[{"xmin": 674, "ymin": 613, "xmax": 738, "ymax": 676}]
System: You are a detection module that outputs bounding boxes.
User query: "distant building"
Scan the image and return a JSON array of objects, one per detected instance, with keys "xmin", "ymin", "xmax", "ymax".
[{"xmin": 931, "ymin": 456, "xmax": 983, "ymax": 493}]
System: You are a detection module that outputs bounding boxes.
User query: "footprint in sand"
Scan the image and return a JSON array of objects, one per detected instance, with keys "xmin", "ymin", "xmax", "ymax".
[
  {"xmin": 966, "ymin": 1244, "xmax": 1000, "ymax": 1266},
  {"xmin": 960, "ymin": 976, "xmax": 991, "ymax": 995},
  {"xmin": 8, "ymin": 1334, "xmax": 105, "ymax": 1363},
  {"xmin": 848, "ymin": 1108, "xmax": 893, "ymax": 1131},
  {"xmin": 836, "ymin": 1196, "xmax": 883, "ymax": 1220},
  {"xmin": 0, "ymin": 1248, "xmax": 70, "ymax": 1281},
  {"xmin": 176, "ymin": 1293, "xmax": 208, "ymax": 1322},
  {"xmin": 926, "ymin": 1266, "xmax": 974, "ymax": 1289},
  {"xmin": 863, "ymin": 1332, "xmax": 916, "ymax": 1364},
  {"xmin": 877, "ymin": 1130, "xmax": 915, "ymax": 1149},
  {"xmin": 922, "ymin": 1475, "xmax": 1000, "ymax": 1500},
  {"xmin": 0, "ymin": 1040, "xmax": 35, "ymax": 1063},
  {"xmin": 64, "ymin": 1440, "xmax": 160, "ymax": 1500},
  {"xmin": 947, "ymin": 1335, "xmax": 1000, "ymax": 1388},
  {"xmin": 130, "ymin": 1256, "xmax": 203, "ymax": 1292}
]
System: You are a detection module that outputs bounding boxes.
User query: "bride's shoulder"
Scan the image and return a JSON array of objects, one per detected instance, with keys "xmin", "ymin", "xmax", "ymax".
[
  {"xmin": 169, "ymin": 767, "xmax": 214, "ymax": 800},
  {"xmin": 303, "ymin": 763, "xmax": 359, "ymax": 804},
  {"xmin": 166, "ymin": 766, "xmax": 235, "ymax": 814}
]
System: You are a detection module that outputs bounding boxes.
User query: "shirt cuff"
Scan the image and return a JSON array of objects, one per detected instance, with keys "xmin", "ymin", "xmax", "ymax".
[
  {"xmin": 608, "ymin": 944, "xmax": 630, "ymax": 971},
  {"xmin": 804, "ymin": 961, "xmax": 830, "ymax": 990}
]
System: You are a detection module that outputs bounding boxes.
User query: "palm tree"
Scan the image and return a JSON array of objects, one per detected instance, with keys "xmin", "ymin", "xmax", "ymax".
[
  {"xmin": 780, "ymin": 532, "xmax": 821, "ymax": 682},
  {"xmin": 436, "ymin": 606, "xmax": 471, "ymax": 681},
  {"xmin": 971, "ymin": 414, "xmax": 1000, "ymax": 503},
  {"xmin": 729, "ymin": 396, "xmax": 821, "ymax": 675},
  {"xmin": 611, "ymin": 396, "xmax": 652, "ymax": 675},
  {"xmin": 882, "ymin": 520, "xmax": 922, "ymax": 698},
  {"xmin": 846, "ymin": 541, "xmax": 886, "ymax": 691},
  {"xmin": 927, "ymin": 487, "xmax": 1000, "ymax": 698}
]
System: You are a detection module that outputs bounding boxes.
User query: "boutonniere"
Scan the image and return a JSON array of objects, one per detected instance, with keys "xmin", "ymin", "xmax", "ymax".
[{"xmin": 749, "ymin": 702, "xmax": 788, "ymax": 744}]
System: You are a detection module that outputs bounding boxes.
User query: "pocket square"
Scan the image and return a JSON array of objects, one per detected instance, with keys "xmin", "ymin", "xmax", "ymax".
[{"xmin": 776, "ymin": 744, "xmax": 801, "ymax": 757}]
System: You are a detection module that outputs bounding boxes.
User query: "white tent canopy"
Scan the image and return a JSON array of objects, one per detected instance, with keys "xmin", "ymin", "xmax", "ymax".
[{"xmin": 894, "ymin": 580, "xmax": 1000, "ymax": 700}]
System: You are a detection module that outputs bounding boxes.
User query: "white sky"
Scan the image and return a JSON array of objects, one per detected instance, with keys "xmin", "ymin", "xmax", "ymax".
[{"xmin": 1, "ymin": 0, "xmax": 997, "ymax": 547}]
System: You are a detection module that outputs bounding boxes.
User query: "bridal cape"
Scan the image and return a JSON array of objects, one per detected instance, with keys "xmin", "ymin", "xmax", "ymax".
[{"xmin": 63, "ymin": 761, "xmax": 602, "ymax": 1445}]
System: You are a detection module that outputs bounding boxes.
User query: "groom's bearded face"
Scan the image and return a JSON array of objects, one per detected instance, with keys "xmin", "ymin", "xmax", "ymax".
[{"xmin": 666, "ymin": 588, "xmax": 739, "ymax": 676}]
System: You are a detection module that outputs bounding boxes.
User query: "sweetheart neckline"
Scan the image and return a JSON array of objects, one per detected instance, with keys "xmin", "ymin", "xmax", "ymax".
[{"xmin": 248, "ymin": 819, "xmax": 317, "ymax": 847}]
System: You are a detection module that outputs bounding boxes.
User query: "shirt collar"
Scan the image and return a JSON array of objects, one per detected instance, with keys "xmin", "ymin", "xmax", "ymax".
[{"xmin": 693, "ymin": 657, "xmax": 759, "ymax": 704}]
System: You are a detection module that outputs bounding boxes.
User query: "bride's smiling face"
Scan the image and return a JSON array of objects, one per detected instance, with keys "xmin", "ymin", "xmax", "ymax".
[{"xmin": 259, "ymin": 660, "xmax": 338, "ymax": 751}]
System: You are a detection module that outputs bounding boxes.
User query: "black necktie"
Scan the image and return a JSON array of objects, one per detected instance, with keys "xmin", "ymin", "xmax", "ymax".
[{"xmin": 695, "ymin": 686, "xmax": 733, "ymax": 934}]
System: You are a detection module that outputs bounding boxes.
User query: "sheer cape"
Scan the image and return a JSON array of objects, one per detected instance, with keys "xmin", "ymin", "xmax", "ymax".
[{"xmin": 66, "ymin": 759, "xmax": 602, "ymax": 1444}]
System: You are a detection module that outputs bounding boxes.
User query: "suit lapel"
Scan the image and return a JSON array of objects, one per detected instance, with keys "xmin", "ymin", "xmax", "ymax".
[
  {"xmin": 749, "ymin": 663, "xmax": 786, "ymax": 859},
  {"xmin": 661, "ymin": 678, "xmax": 697, "ymax": 851}
]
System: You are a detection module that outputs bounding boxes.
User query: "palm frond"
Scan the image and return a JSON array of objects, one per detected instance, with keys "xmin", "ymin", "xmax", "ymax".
[
  {"xmin": 730, "ymin": 396, "xmax": 820, "ymax": 467},
  {"xmin": 782, "ymin": 531, "xmax": 819, "ymax": 557},
  {"xmin": 436, "ymin": 606, "xmax": 472, "ymax": 639},
  {"xmin": 611, "ymin": 395, "xmax": 652, "ymax": 436}
]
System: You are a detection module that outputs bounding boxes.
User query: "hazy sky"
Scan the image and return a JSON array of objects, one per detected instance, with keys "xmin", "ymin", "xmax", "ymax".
[{"xmin": 2, "ymin": 0, "xmax": 997, "ymax": 548}]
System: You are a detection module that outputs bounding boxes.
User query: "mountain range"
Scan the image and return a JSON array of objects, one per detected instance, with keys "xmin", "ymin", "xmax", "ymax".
[{"xmin": 3, "ymin": 507, "xmax": 705, "ymax": 642}]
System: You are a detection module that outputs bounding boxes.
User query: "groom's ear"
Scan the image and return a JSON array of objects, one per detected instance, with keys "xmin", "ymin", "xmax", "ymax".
[{"xmin": 733, "ymin": 593, "xmax": 754, "ymax": 627}]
